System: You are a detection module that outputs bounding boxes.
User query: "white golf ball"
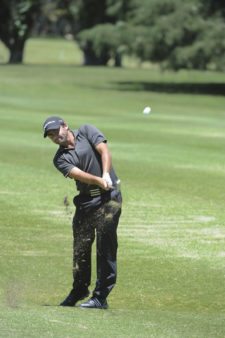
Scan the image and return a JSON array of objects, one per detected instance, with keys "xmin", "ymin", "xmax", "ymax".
[{"xmin": 143, "ymin": 106, "xmax": 151, "ymax": 115}]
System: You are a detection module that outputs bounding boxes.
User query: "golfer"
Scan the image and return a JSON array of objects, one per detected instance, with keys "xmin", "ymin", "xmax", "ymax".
[{"xmin": 43, "ymin": 116, "xmax": 122, "ymax": 309}]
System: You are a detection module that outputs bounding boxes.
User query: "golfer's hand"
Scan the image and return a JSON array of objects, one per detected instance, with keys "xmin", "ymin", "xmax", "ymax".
[
  {"xmin": 98, "ymin": 177, "xmax": 110, "ymax": 191},
  {"xmin": 102, "ymin": 172, "xmax": 113, "ymax": 189}
]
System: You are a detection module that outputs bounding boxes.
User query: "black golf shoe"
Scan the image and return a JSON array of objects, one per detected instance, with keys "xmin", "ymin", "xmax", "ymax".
[
  {"xmin": 60, "ymin": 289, "xmax": 90, "ymax": 307},
  {"xmin": 80, "ymin": 297, "xmax": 108, "ymax": 309}
]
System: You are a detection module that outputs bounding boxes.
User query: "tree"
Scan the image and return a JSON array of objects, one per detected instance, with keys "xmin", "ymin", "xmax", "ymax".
[
  {"xmin": 0, "ymin": 0, "xmax": 42, "ymax": 64},
  {"xmin": 65, "ymin": 0, "xmax": 110, "ymax": 65},
  {"xmin": 126, "ymin": 0, "xmax": 225, "ymax": 71},
  {"xmin": 77, "ymin": 21, "xmax": 129, "ymax": 66},
  {"xmin": 67, "ymin": 0, "xmax": 135, "ymax": 66}
]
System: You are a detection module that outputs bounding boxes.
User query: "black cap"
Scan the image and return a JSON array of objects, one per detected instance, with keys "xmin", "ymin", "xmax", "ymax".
[{"xmin": 43, "ymin": 116, "xmax": 64, "ymax": 138}]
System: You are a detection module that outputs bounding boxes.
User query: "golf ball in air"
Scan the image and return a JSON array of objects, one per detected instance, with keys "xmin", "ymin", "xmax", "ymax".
[{"xmin": 143, "ymin": 106, "xmax": 151, "ymax": 114}]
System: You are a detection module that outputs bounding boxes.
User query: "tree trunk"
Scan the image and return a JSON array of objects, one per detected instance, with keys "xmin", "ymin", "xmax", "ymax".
[
  {"xmin": 114, "ymin": 52, "xmax": 122, "ymax": 67},
  {"xmin": 83, "ymin": 46, "xmax": 100, "ymax": 65},
  {"xmin": 8, "ymin": 38, "xmax": 26, "ymax": 64},
  {"xmin": 82, "ymin": 41, "xmax": 110, "ymax": 66}
]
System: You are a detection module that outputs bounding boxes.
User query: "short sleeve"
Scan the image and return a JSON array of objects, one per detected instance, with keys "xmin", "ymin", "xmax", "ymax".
[
  {"xmin": 53, "ymin": 152, "xmax": 74, "ymax": 178},
  {"xmin": 81, "ymin": 125, "xmax": 107, "ymax": 146}
]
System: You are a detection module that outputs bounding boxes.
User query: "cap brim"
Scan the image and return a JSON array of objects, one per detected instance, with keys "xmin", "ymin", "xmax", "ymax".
[{"xmin": 43, "ymin": 123, "xmax": 61, "ymax": 138}]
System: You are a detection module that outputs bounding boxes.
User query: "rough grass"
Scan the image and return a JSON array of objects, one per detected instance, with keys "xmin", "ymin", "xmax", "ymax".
[{"xmin": 0, "ymin": 38, "xmax": 225, "ymax": 337}]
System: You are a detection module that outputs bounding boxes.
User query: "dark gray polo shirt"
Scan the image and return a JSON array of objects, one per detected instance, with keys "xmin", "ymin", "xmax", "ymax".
[{"xmin": 53, "ymin": 124, "xmax": 118, "ymax": 194}]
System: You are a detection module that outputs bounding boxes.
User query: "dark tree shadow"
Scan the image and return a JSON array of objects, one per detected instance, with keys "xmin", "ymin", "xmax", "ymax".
[{"xmin": 112, "ymin": 81, "xmax": 225, "ymax": 96}]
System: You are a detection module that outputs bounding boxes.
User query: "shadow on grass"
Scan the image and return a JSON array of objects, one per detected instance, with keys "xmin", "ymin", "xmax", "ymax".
[{"xmin": 112, "ymin": 81, "xmax": 225, "ymax": 96}]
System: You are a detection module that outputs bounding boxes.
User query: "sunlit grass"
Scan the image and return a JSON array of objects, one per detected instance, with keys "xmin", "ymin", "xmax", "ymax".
[{"xmin": 0, "ymin": 39, "xmax": 225, "ymax": 337}]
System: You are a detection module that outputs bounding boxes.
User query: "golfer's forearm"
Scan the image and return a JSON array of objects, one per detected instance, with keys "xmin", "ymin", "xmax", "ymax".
[
  {"xmin": 101, "ymin": 150, "xmax": 112, "ymax": 174},
  {"xmin": 68, "ymin": 167, "xmax": 105, "ymax": 187},
  {"xmin": 95, "ymin": 142, "xmax": 112, "ymax": 174}
]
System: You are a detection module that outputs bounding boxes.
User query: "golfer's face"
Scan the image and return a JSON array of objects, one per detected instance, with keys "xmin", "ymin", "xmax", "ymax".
[{"xmin": 47, "ymin": 125, "xmax": 68, "ymax": 145}]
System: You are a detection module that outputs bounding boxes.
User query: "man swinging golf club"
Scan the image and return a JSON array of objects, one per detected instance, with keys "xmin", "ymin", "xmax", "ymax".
[{"xmin": 43, "ymin": 116, "xmax": 122, "ymax": 309}]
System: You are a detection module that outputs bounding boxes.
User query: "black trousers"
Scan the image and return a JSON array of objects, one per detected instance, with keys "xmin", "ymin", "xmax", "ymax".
[{"xmin": 72, "ymin": 192, "xmax": 122, "ymax": 300}]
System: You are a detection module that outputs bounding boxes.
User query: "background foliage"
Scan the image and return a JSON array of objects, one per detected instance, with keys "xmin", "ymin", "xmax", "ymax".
[{"xmin": 0, "ymin": 0, "xmax": 225, "ymax": 70}]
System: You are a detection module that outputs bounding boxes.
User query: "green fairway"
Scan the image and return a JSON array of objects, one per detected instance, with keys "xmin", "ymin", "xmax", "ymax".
[{"xmin": 0, "ymin": 38, "xmax": 225, "ymax": 337}]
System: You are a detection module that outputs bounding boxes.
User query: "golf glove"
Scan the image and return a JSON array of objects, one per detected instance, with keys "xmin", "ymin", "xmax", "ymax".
[{"xmin": 103, "ymin": 172, "xmax": 113, "ymax": 188}]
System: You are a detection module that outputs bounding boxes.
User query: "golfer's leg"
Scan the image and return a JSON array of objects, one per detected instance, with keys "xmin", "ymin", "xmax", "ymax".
[
  {"xmin": 93, "ymin": 200, "xmax": 122, "ymax": 300},
  {"xmin": 72, "ymin": 211, "xmax": 95, "ymax": 293}
]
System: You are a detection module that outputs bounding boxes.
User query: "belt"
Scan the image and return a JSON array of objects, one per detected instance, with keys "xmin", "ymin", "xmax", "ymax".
[
  {"xmin": 82, "ymin": 180, "xmax": 121, "ymax": 198},
  {"xmin": 89, "ymin": 188, "xmax": 102, "ymax": 197},
  {"xmin": 78, "ymin": 188, "xmax": 104, "ymax": 197}
]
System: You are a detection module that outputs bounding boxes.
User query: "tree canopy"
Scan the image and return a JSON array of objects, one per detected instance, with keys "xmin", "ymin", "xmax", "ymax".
[
  {"xmin": 73, "ymin": 0, "xmax": 225, "ymax": 70},
  {"xmin": 0, "ymin": 0, "xmax": 41, "ymax": 63}
]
